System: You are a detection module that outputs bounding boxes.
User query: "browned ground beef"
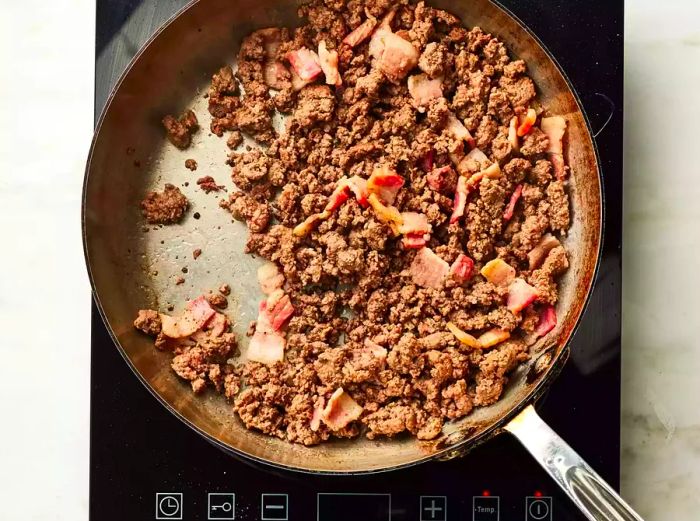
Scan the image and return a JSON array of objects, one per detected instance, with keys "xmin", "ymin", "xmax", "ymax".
[
  {"xmin": 140, "ymin": 184, "xmax": 189, "ymax": 224},
  {"xmin": 162, "ymin": 109, "xmax": 199, "ymax": 149},
  {"xmin": 137, "ymin": 0, "xmax": 571, "ymax": 445},
  {"xmin": 185, "ymin": 159, "xmax": 198, "ymax": 171}
]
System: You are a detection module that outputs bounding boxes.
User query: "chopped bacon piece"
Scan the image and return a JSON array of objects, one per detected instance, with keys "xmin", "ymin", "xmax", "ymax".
[
  {"xmin": 342, "ymin": 16, "xmax": 377, "ymax": 47},
  {"xmin": 449, "ymin": 175, "xmax": 468, "ymax": 224},
  {"xmin": 507, "ymin": 278, "xmax": 539, "ymax": 313},
  {"xmin": 541, "ymin": 116, "xmax": 568, "ymax": 179},
  {"xmin": 517, "ymin": 108, "xmax": 537, "ymax": 137},
  {"xmin": 324, "ymin": 180, "xmax": 352, "ymax": 212},
  {"xmin": 367, "ymin": 193, "xmax": 403, "ymax": 234},
  {"xmin": 264, "ymin": 291, "xmax": 295, "ymax": 331},
  {"xmin": 466, "ymin": 162, "xmax": 503, "ymax": 190},
  {"xmin": 446, "ymin": 112, "xmax": 475, "ymax": 148},
  {"xmin": 449, "ymin": 254, "xmax": 475, "ymax": 283},
  {"xmin": 398, "ymin": 212, "xmax": 432, "ymax": 236},
  {"xmin": 286, "ymin": 47, "xmax": 322, "ymax": 82},
  {"xmin": 257, "ymin": 262, "xmax": 285, "ymax": 295},
  {"xmin": 186, "ymin": 296, "xmax": 217, "ymax": 328},
  {"xmin": 159, "ymin": 312, "xmax": 200, "ymax": 339},
  {"xmin": 409, "ymin": 247, "xmax": 450, "ymax": 289},
  {"xmin": 527, "ymin": 234, "xmax": 562, "ymax": 270},
  {"xmin": 478, "ymin": 328, "xmax": 511, "ymax": 348},
  {"xmin": 204, "ymin": 312, "xmax": 229, "ymax": 338},
  {"xmin": 465, "ymin": 147, "xmax": 489, "ymax": 164},
  {"xmin": 508, "ymin": 116, "xmax": 519, "ymax": 151},
  {"xmin": 503, "ymin": 184, "xmax": 523, "ymax": 221},
  {"xmin": 426, "ymin": 165, "xmax": 453, "ymax": 193},
  {"xmin": 535, "ymin": 305, "xmax": 557, "ymax": 337},
  {"xmin": 480, "ymin": 258, "xmax": 516, "ymax": 286},
  {"xmin": 370, "ymin": 29, "xmax": 419, "ymax": 83},
  {"xmin": 367, "ymin": 167, "xmax": 405, "ymax": 204},
  {"xmin": 402, "ymin": 233, "xmax": 428, "ymax": 249},
  {"xmin": 420, "ymin": 149, "xmax": 435, "ymax": 172},
  {"xmin": 310, "ymin": 396, "xmax": 326, "ymax": 431},
  {"xmin": 345, "ymin": 176, "xmax": 369, "ymax": 207},
  {"xmin": 318, "ymin": 41, "xmax": 342, "ymax": 86},
  {"xmin": 248, "ymin": 330, "xmax": 285, "ymax": 365},
  {"xmin": 292, "ymin": 210, "xmax": 331, "ymax": 237},
  {"xmin": 262, "ymin": 60, "xmax": 290, "ymax": 90},
  {"xmin": 407, "ymin": 73, "xmax": 443, "ymax": 111},
  {"xmin": 321, "ymin": 388, "xmax": 363, "ymax": 431},
  {"xmin": 447, "ymin": 322, "xmax": 480, "ymax": 348},
  {"xmin": 289, "ymin": 67, "xmax": 312, "ymax": 91}
]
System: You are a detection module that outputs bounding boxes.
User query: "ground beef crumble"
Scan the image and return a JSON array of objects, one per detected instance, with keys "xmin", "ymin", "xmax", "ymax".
[
  {"xmin": 162, "ymin": 109, "xmax": 198, "ymax": 149},
  {"xmin": 139, "ymin": 0, "xmax": 573, "ymax": 446},
  {"xmin": 140, "ymin": 184, "xmax": 189, "ymax": 224}
]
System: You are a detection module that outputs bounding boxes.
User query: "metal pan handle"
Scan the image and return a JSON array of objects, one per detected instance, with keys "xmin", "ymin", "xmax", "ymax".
[{"xmin": 505, "ymin": 405, "xmax": 644, "ymax": 521}]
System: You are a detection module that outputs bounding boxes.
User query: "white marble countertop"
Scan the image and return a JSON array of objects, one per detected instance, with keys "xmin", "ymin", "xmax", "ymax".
[{"xmin": 0, "ymin": 1, "xmax": 698, "ymax": 519}]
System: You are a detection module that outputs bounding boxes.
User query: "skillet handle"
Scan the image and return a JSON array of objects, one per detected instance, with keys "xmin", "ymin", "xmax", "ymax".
[{"xmin": 504, "ymin": 405, "xmax": 644, "ymax": 521}]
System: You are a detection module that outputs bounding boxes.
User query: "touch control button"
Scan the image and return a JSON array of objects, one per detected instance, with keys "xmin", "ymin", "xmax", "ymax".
[
  {"xmin": 155, "ymin": 493, "xmax": 183, "ymax": 520},
  {"xmin": 473, "ymin": 495, "xmax": 500, "ymax": 521},
  {"xmin": 261, "ymin": 494, "xmax": 288, "ymax": 521},
  {"xmin": 526, "ymin": 496, "xmax": 552, "ymax": 521},
  {"xmin": 420, "ymin": 496, "xmax": 447, "ymax": 521}
]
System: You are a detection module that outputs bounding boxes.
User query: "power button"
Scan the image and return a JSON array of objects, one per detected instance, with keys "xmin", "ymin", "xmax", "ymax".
[{"xmin": 525, "ymin": 496, "xmax": 552, "ymax": 521}]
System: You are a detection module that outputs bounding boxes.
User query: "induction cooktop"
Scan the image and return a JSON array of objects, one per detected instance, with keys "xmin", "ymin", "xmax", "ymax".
[{"xmin": 90, "ymin": 1, "xmax": 623, "ymax": 519}]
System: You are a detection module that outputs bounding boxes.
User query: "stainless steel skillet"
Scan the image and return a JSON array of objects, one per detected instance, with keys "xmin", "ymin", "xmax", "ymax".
[{"xmin": 82, "ymin": 0, "xmax": 642, "ymax": 519}]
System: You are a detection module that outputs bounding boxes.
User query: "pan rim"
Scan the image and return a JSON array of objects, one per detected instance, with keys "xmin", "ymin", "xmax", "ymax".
[{"xmin": 82, "ymin": 0, "xmax": 605, "ymax": 475}]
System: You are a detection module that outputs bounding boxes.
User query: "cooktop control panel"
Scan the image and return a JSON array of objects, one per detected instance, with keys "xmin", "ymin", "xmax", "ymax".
[{"xmin": 152, "ymin": 490, "xmax": 556, "ymax": 520}]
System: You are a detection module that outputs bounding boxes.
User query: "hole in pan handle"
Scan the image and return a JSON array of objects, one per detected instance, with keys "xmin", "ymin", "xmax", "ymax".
[{"xmin": 504, "ymin": 405, "xmax": 645, "ymax": 521}]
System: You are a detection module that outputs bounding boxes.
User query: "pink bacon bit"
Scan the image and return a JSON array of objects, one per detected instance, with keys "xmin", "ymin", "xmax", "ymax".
[
  {"xmin": 535, "ymin": 305, "xmax": 557, "ymax": 337},
  {"xmin": 449, "ymin": 254, "xmax": 475, "ymax": 283},
  {"xmin": 262, "ymin": 291, "xmax": 295, "ymax": 331},
  {"xmin": 527, "ymin": 234, "xmax": 562, "ymax": 270},
  {"xmin": 420, "ymin": 149, "xmax": 435, "ymax": 172},
  {"xmin": 409, "ymin": 247, "xmax": 450, "ymax": 289},
  {"xmin": 446, "ymin": 112, "xmax": 476, "ymax": 148},
  {"xmin": 503, "ymin": 184, "xmax": 523, "ymax": 222},
  {"xmin": 186, "ymin": 296, "xmax": 217, "ymax": 328},
  {"xmin": 321, "ymin": 388, "xmax": 363, "ymax": 431},
  {"xmin": 286, "ymin": 47, "xmax": 322, "ymax": 82},
  {"xmin": 541, "ymin": 116, "xmax": 568, "ymax": 179},
  {"xmin": 367, "ymin": 167, "xmax": 405, "ymax": 205},
  {"xmin": 407, "ymin": 73, "xmax": 443, "ymax": 111},
  {"xmin": 318, "ymin": 41, "xmax": 342, "ymax": 86},
  {"xmin": 342, "ymin": 16, "xmax": 377, "ymax": 48},
  {"xmin": 402, "ymin": 233, "xmax": 428, "ymax": 249},
  {"xmin": 345, "ymin": 176, "xmax": 369, "ymax": 208},
  {"xmin": 310, "ymin": 396, "xmax": 326, "ymax": 432},
  {"xmin": 247, "ymin": 330, "xmax": 285, "ymax": 365},
  {"xmin": 324, "ymin": 181, "xmax": 352, "ymax": 213},
  {"xmin": 398, "ymin": 212, "xmax": 431, "ymax": 236},
  {"xmin": 506, "ymin": 278, "xmax": 539, "ymax": 313},
  {"xmin": 449, "ymin": 176, "xmax": 468, "ymax": 224},
  {"xmin": 426, "ymin": 165, "xmax": 452, "ymax": 193}
]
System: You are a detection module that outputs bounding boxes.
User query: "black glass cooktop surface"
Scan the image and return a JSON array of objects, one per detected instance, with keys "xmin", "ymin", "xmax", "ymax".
[{"xmin": 91, "ymin": 1, "xmax": 623, "ymax": 519}]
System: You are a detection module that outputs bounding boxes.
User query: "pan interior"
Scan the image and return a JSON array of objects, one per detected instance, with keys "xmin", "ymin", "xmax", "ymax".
[{"xmin": 83, "ymin": 0, "xmax": 601, "ymax": 473}]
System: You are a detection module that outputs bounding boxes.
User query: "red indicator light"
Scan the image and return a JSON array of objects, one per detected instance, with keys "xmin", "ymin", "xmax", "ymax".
[
  {"xmin": 534, "ymin": 490, "xmax": 543, "ymax": 497},
  {"xmin": 482, "ymin": 490, "xmax": 491, "ymax": 497}
]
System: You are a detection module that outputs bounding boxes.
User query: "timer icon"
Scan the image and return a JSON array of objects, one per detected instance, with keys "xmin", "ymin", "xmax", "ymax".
[{"xmin": 156, "ymin": 493, "xmax": 183, "ymax": 519}]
